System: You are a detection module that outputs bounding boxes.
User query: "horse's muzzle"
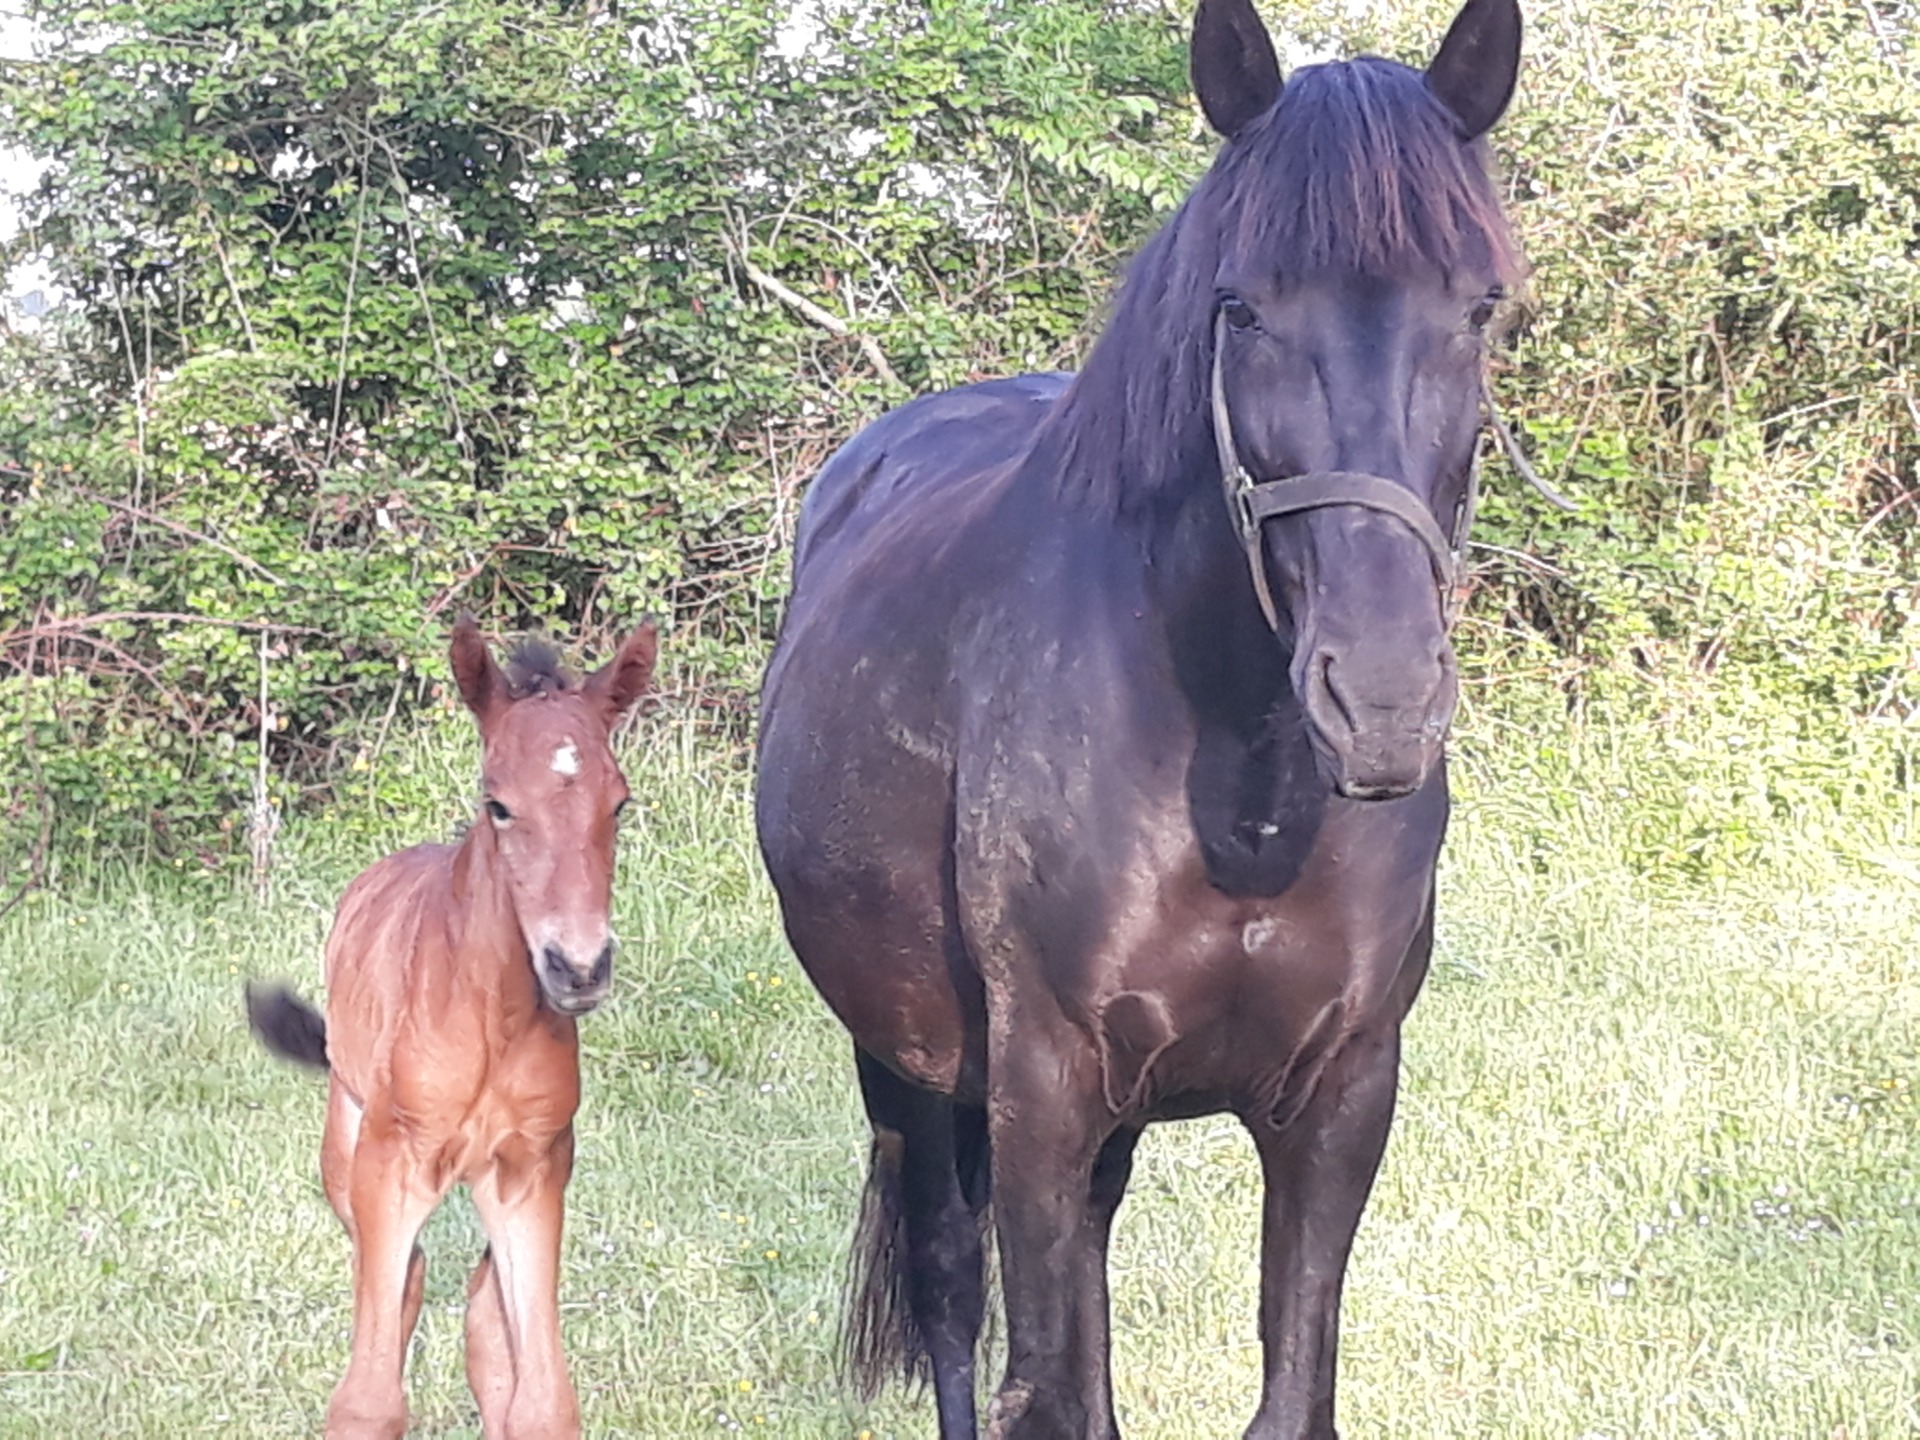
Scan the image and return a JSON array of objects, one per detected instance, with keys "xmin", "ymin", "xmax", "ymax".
[
  {"xmin": 1301, "ymin": 647, "xmax": 1457, "ymax": 800},
  {"xmin": 537, "ymin": 940, "xmax": 614, "ymax": 1015}
]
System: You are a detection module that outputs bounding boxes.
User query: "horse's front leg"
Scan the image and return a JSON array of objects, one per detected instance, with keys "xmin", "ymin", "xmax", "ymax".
[
  {"xmin": 469, "ymin": 1128, "xmax": 580, "ymax": 1440},
  {"xmin": 983, "ymin": 1009, "xmax": 1113, "ymax": 1440},
  {"xmin": 1074, "ymin": 1126, "xmax": 1142, "ymax": 1440},
  {"xmin": 1241, "ymin": 1023, "xmax": 1402, "ymax": 1440},
  {"xmin": 327, "ymin": 1115, "xmax": 443, "ymax": 1440}
]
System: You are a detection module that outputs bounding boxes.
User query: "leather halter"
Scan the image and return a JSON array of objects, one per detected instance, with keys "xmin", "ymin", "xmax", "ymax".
[{"xmin": 1209, "ymin": 312, "xmax": 1479, "ymax": 632}]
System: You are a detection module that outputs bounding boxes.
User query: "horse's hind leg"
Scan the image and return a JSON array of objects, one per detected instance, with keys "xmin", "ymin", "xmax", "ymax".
[
  {"xmin": 848, "ymin": 1048, "xmax": 988, "ymax": 1440},
  {"xmin": 464, "ymin": 1247, "xmax": 514, "ymax": 1437}
]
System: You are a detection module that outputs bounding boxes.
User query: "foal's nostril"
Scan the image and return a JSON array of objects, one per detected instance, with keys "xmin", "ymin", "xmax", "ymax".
[
  {"xmin": 588, "ymin": 941, "xmax": 614, "ymax": 989},
  {"xmin": 541, "ymin": 944, "xmax": 573, "ymax": 988}
]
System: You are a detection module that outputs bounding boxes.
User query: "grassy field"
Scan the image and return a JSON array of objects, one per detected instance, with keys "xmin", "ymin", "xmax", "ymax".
[{"xmin": 1, "ymin": 688, "xmax": 1917, "ymax": 1438}]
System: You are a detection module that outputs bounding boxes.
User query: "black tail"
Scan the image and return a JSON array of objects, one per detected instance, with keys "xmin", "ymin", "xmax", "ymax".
[
  {"xmin": 841, "ymin": 1132, "xmax": 928, "ymax": 1400},
  {"xmin": 244, "ymin": 981, "xmax": 329, "ymax": 1070}
]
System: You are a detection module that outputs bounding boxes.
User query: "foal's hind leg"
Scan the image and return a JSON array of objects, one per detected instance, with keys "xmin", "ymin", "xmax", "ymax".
[
  {"xmin": 465, "ymin": 1247, "xmax": 515, "ymax": 1437},
  {"xmin": 850, "ymin": 1050, "xmax": 990, "ymax": 1440}
]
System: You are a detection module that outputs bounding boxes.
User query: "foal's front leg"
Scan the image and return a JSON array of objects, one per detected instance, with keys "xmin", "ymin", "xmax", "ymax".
[
  {"xmin": 469, "ymin": 1129, "xmax": 580, "ymax": 1440},
  {"xmin": 328, "ymin": 1115, "xmax": 444, "ymax": 1440}
]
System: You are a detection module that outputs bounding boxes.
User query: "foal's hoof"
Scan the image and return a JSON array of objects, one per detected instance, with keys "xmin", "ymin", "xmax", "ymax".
[{"xmin": 323, "ymin": 1400, "xmax": 407, "ymax": 1440}]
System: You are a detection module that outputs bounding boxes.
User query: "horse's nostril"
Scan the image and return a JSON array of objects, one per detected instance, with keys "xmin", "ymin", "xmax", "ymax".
[
  {"xmin": 542, "ymin": 945, "xmax": 571, "ymax": 984},
  {"xmin": 1317, "ymin": 654, "xmax": 1359, "ymax": 734},
  {"xmin": 589, "ymin": 941, "xmax": 614, "ymax": 989}
]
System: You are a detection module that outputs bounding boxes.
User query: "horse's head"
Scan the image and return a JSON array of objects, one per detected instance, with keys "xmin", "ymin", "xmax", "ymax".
[
  {"xmin": 1193, "ymin": 0, "xmax": 1523, "ymax": 799},
  {"xmin": 451, "ymin": 616, "xmax": 657, "ymax": 1015}
]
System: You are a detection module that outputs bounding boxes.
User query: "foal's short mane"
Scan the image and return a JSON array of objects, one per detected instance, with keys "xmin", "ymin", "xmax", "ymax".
[
  {"xmin": 504, "ymin": 640, "xmax": 573, "ymax": 698},
  {"xmin": 1037, "ymin": 56, "xmax": 1523, "ymax": 515}
]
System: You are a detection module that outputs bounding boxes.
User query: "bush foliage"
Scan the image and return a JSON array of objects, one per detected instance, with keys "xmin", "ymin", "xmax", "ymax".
[{"xmin": 0, "ymin": 0, "xmax": 1914, "ymax": 860}]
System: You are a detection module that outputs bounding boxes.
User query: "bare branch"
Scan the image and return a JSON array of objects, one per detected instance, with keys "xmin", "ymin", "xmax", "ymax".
[
  {"xmin": 86, "ymin": 492, "xmax": 287, "ymax": 586},
  {"xmin": 0, "ymin": 612, "xmax": 324, "ymax": 653},
  {"xmin": 732, "ymin": 247, "xmax": 906, "ymax": 395}
]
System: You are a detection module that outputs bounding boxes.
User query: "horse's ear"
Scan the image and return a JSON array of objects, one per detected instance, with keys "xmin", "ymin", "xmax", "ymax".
[
  {"xmin": 1191, "ymin": 0, "xmax": 1282, "ymax": 140},
  {"xmin": 450, "ymin": 612, "xmax": 506, "ymax": 725},
  {"xmin": 584, "ymin": 622, "xmax": 658, "ymax": 726},
  {"xmin": 1425, "ymin": 0, "xmax": 1522, "ymax": 141}
]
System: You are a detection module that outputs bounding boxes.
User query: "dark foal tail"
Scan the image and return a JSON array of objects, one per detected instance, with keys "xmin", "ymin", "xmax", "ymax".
[
  {"xmin": 244, "ymin": 981, "xmax": 329, "ymax": 1071},
  {"xmin": 843, "ymin": 1132, "xmax": 929, "ymax": 1400}
]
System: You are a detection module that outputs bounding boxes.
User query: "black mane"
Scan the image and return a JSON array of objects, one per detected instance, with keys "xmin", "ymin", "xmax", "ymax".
[{"xmin": 1037, "ymin": 56, "xmax": 1523, "ymax": 515}]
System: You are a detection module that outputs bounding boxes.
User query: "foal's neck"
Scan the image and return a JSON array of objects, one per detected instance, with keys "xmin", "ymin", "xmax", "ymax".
[{"xmin": 448, "ymin": 821, "xmax": 550, "ymax": 1029}]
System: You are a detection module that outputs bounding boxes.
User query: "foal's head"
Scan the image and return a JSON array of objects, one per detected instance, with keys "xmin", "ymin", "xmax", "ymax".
[
  {"xmin": 1192, "ymin": 0, "xmax": 1523, "ymax": 797},
  {"xmin": 450, "ymin": 616, "xmax": 658, "ymax": 1015}
]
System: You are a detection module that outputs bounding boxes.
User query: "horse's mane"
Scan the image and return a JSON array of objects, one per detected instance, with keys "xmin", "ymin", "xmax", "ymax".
[
  {"xmin": 504, "ymin": 639, "xmax": 572, "ymax": 698},
  {"xmin": 1036, "ymin": 56, "xmax": 1523, "ymax": 515}
]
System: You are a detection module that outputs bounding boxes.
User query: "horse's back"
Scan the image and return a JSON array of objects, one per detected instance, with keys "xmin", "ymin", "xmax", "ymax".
[
  {"xmin": 322, "ymin": 842, "xmax": 457, "ymax": 1092},
  {"xmin": 789, "ymin": 372, "xmax": 1068, "ymax": 584}
]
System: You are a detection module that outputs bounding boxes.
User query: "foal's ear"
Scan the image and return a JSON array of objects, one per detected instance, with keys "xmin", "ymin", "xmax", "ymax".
[
  {"xmin": 1426, "ymin": 0, "xmax": 1522, "ymax": 142},
  {"xmin": 584, "ymin": 622, "xmax": 658, "ymax": 726},
  {"xmin": 449, "ymin": 612, "xmax": 507, "ymax": 725},
  {"xmin": 1191, "ymin": 0, "xmax": 1281, "ymax": 140}
]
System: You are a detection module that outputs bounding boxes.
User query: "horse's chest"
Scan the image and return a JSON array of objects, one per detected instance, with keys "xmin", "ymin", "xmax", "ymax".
[{"xmin": 1068, "ymin": 802, "xmax": 1439, "ymax": 1117}]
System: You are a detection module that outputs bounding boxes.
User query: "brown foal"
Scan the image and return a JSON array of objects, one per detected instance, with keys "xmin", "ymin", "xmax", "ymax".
[{"xmin": 248, "ymin": 616, "xmax": 657, "ymax": 1440}]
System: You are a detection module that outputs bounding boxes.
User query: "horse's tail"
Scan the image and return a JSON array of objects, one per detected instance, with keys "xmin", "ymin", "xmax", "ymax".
[
  {"xmin": 841, "ymin": 1131, "xmax": 929, "ymax": 1400},
  {"xmin": 244, "ymin": 981, "xmax": 329, "ymax": 1071}
]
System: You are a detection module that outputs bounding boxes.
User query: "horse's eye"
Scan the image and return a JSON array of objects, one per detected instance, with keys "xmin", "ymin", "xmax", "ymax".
[
  {"xmin": 613, "ymin": 797, "xmax": 632, "ymax": 824},
  {"xmin": 485, "ymin": 798, "xmax": 512, "ymax": 824},
  {"xmin": 1469, "ymin": 285, "xmax": 1506, "ymax": 331},
  {"xmin": 1219, "ymin": 297, "xmax": 1259, "ymax": 332}
]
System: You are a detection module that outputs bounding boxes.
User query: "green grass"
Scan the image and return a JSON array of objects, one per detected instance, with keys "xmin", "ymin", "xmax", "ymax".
[{"xmin": 1, "ymin": 690, "xmax": 1916, "ymax": 1437}]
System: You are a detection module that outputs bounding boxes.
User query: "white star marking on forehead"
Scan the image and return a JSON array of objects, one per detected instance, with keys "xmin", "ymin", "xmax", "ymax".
[{"xmin": 551, "ymin": 740, "xmax": 580, "ymax": 777}]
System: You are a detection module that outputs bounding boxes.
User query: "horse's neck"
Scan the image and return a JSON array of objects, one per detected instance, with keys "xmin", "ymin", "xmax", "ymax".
[
  {"xmin": 447, "ymin": 824, "xmax": 543, "ymax": 1024},
  {"xmin": 1150, "ymin": 481, "xmax": 1295, "ymax": 707}
]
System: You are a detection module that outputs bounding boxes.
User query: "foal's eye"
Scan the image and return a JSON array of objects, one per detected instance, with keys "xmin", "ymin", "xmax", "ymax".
[
  {"xmin": 612, "ymin": 797, "xmax": 632, "ymax": 824},
  {"xmin": 1468, "ymin": 285, "xmax": 1507, "ymax": 331},
  {"xmin": 1219, "ymin": 296, "xmax": 1259, "ymax": 332},
  {"xmin": 484, "ymin": 798, "xmax": 512, "ymax": 824}
]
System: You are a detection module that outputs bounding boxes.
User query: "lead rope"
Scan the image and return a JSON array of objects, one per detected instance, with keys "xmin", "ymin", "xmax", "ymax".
[{"xmin": 1483, "ymin": 376, "xmax": 1578, "ymax": 513}]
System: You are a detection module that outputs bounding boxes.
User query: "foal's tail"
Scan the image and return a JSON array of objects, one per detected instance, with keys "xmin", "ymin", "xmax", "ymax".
[{"xmin": 244, "ymin": 981, "xmax": 330, "ymax": 1071}]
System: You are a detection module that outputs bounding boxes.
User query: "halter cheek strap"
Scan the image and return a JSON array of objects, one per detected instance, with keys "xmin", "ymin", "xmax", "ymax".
[{"xmin": 1209, "ymin": 313, "xmax": 1479, "ymax": 632}]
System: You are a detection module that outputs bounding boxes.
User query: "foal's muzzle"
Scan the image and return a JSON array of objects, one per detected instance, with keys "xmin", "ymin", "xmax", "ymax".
[{"xmin": 537, "ymin": 940, "xmax": 614, "ymax": 1015}]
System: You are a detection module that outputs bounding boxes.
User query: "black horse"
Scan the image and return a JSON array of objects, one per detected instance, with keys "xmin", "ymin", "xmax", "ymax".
[{"xmin": 756, "ymin": 0, "xmax": 1525, "ymax": 1435}]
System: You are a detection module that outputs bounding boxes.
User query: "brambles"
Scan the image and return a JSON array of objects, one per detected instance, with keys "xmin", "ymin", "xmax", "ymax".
[{"xmin": 0, "ymin": 0, "xmax": 1913, "ymax": 858}]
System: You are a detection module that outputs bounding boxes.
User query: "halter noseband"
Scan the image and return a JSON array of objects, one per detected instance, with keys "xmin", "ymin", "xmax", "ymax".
[{"xmin": 1209, "ymin": 312, "xmax": 1479, "ymax": 632}]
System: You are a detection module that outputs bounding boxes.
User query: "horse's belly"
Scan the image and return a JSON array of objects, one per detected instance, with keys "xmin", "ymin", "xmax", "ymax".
[
  {"xmin": 765, "ymin": 831, "xmax": 982, "ymax": 1096},
  {"xmin": 758, "ymin": 725, "xmax": 982, "ymax": 1097}
]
